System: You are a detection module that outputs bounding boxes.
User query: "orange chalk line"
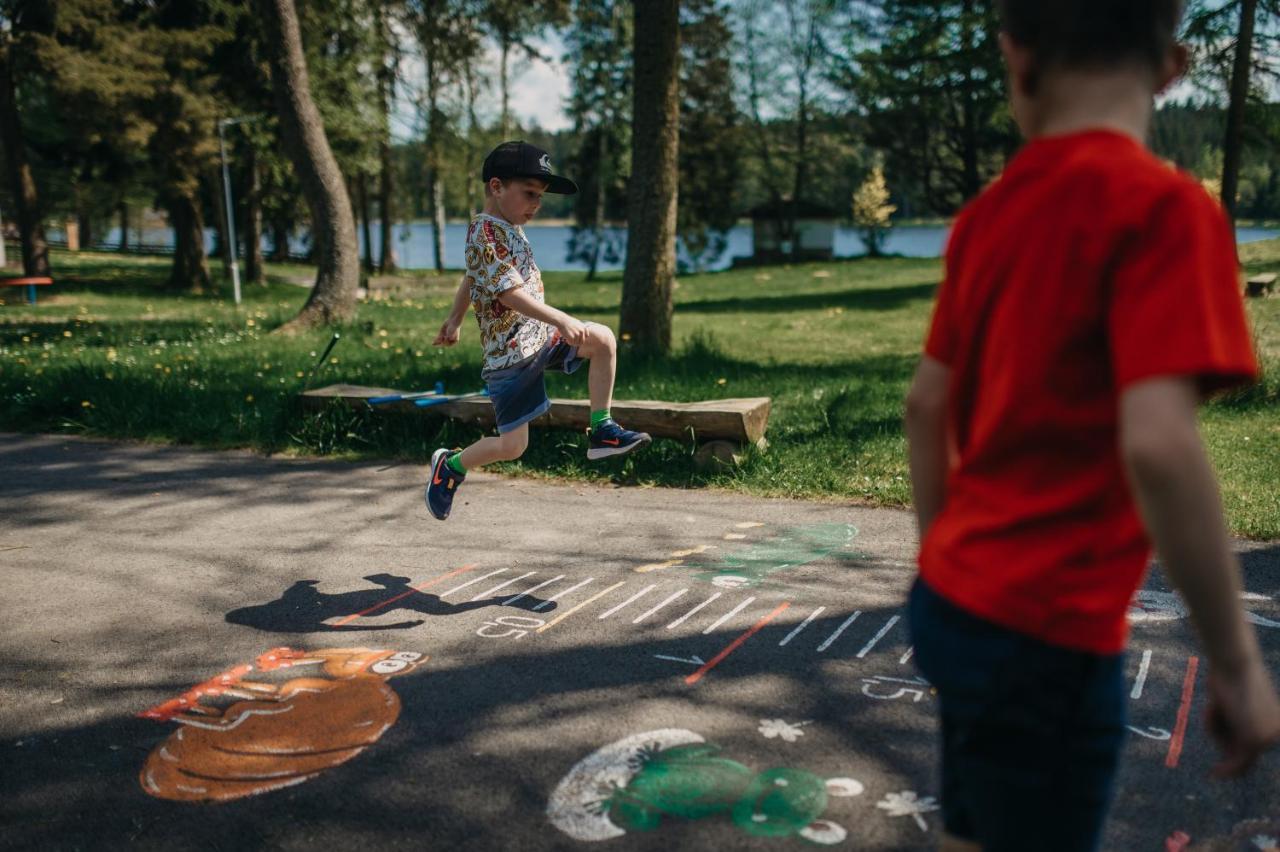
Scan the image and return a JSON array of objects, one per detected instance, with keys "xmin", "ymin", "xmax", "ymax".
[
  {"xmin": 1165, "ymin": 655, "xmax": 1199, "ymax": 768},
  {"xmin": 329, "ymin": 564, "xmax": 479, "ymax": 627},
  {"xmin": 686, "ymin": 601, "xmax": 791, "ymax": 686},
  {"xmin": 538, "ymin": 581, "xmax": 628, "ymax": 632}
]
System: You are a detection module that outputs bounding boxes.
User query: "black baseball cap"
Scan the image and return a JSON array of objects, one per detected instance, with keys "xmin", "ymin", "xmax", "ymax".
[{"xmin": 482, "ymin": 141, "xmax": 578, "ymax": 195}]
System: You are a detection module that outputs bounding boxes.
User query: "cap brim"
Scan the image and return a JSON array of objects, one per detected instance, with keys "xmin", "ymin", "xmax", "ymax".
[{"xmin": 518, "ymin": 172, "xmax": 577, "ymax": 195}]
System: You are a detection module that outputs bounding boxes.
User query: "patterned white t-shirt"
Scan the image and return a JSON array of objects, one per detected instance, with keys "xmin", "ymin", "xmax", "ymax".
[{"xmin": 464, "ymin": 213, "xmax": 552, "ymax": 374}]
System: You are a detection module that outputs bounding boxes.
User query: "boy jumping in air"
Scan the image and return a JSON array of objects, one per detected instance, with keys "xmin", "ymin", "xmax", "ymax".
[
  {"xmin": 426, "ymin": 141, "xmax": 650, "ymax": 520},
  {"xmin": 904, "ymin": 1, "xmax": 1280, "ymax": 849}
]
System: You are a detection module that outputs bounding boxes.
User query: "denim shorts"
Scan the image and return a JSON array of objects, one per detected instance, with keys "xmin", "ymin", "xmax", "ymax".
[
  {"xmin": 482, "ymin": 333, "xmax": 583, "ymax": 434},
  {"xmin": 908, "ymin": 578, "xmax": 1127, "ymax": 852}
]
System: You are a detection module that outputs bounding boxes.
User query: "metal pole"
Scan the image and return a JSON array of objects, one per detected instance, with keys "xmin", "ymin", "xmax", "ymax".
[
  {"xmin": 0, "ymin": 204, "xmax": 6, "ymax": 268},
  {"xmin": 218, "ymin": 119, "xmax": 242, "ymax": 305}
]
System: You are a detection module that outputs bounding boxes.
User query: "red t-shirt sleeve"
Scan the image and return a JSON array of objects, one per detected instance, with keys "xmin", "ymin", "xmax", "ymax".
[{"xmin": 1108, "ymin": 182, "xmax": 1258, "ymax": 393}]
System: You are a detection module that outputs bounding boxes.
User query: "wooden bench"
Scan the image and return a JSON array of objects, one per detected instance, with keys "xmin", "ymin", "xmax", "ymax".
[
  {"xmin": 302, "ymin": 383, "xmax": 771, "ymax": 452},
  {"xmin": 1, "ymin": 276, "xmax": 53, "ymax": 305},
  {"xmin": 1246, "ymin": 273, "xmax": 1277, "ymax": 298}
]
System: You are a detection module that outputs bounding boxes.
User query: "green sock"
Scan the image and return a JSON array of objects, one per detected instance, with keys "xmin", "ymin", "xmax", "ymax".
[
  {"xmin": 590, "ymin": 409, "xmax": 611, "ymax": 432},
  {"xmin": 446, "ymin": 451, "xmax": 467, "ymax": 475}
]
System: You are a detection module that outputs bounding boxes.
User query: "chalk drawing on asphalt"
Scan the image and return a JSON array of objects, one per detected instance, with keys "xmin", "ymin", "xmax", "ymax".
[
  {"xmin": 547, "ymin": 729, "xmax": 862, "ymax": 844},
  {"xmin": 138, "ymin": 647, "xmax": 423, "ymax": 803}
]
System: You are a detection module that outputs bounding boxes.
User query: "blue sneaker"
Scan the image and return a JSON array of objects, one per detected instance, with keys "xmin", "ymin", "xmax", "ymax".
[
  {"xmin": 425, "ymin": 448, "xmax": 465, "ymax": 520},
  {"xmin": 587, "ymin": 419, "xmax": 651, "ymax": 460}
]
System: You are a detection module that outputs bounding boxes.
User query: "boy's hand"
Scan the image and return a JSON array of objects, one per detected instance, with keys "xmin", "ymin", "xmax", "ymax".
[
  {"xmin": 433, "ymin": 318, "xmax": 461, "ymax": 347},
  {"xmin": 1206, "ymin": 659, "xmax": 1280, "ymax": 778},
  {"xmin": 558, "ymin": 316, "xmax": 588, "ymax": 346}
]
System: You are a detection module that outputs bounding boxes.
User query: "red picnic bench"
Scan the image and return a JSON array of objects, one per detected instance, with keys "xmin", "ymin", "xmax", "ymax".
[{"xmin": 1, "ymin": 276, "xmax": 53, "ymax": 304}]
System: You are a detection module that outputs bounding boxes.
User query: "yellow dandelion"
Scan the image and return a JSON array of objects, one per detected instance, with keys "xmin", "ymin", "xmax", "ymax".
[{"xmin": 245, "ymin": 395, "xmax": 255, "ymax": 403}]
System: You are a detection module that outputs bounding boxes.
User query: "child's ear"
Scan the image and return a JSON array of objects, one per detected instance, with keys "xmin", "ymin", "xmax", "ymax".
[{"xmin": 999, "ymin": 31, "xmax": 1037, "ymax": 97}]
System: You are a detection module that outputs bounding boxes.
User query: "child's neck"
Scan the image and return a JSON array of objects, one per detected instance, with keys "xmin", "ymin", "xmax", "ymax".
[
  {"xmin": 1022, "ymin": 69, "xmax": 1155, "ymax": 144},
  {"xmin": 482, "ymin": 200, "xmax": 511, "ymax": 223}
]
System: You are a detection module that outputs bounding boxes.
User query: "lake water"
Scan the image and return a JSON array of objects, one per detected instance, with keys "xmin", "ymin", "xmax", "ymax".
[{"xmin": 96, "ymin": 221, "xmax": 1279, "ymax": 273}]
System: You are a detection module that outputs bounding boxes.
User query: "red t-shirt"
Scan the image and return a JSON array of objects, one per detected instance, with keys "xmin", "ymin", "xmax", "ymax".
[{"xmin": 920, "ymin": 129, "xmax": 1258, "ymax": 654}]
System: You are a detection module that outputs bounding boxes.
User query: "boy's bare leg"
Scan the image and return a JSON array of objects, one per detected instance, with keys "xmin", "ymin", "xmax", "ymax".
[
  {"xmin": 573, "ymin": 322, "xmax": 617, "ymax": 413},
  {"xmin": 456, "ymin": 424, "xmax": 529, "ymax": 470}
]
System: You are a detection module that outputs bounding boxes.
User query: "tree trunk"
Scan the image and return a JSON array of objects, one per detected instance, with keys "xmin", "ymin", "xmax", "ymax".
[
  {"xmin": 270, "ymin": 220, "xmax": 291, "ymax": 261},
  {"xmin": 164, "ymin": 191, "xmax": 211, "ymax": 291},
  {"xmin": 620, "ymin": 0, "xmax": 679, "ymax": 355},
  {"xmin": 258, "ymin": 0, "xmax": 360, "ymax": 330},
  {"xmin": 243, "ymin": 145, "xmax": 265, "ymax": 284},
  {"xmin": 118, "ymin": 201, "xmax": 130, "ymax": 252},
  {"xmin": 588, "ymin": 126, "xmax": 607, "ymax": 282},
  {"xmin": 358, "ymin": 173, "xmax": 375, "ymax": 273},
  {"xmin": 1222, "ymin": 0, "xmax": 1257, "ymax": 225},
  {"xmin": 77, "ymin": 211, "xmax": 92, "ymax": 251},
  {"xmin": 0, "ymin": 39, "xmax": 49, "ymax": 276},
  {"xmin": 430, "ymin": 173, "xmax": 445, "ymax": 272},
  {"xmin": 375, "ymin": 2, "xmax": 398, "ymax": 273}
]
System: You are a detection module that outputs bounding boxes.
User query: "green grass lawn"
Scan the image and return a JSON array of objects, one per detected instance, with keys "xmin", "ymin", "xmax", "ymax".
[{"xmin": 2, "ymin": 239, "xmax": 1278, "ymax": 538}]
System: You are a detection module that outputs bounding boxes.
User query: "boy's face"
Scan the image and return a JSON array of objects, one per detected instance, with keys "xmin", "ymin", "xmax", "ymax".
[{"xmin": 490, "ymin": 177, "xmax": 549, "ymax": 225}]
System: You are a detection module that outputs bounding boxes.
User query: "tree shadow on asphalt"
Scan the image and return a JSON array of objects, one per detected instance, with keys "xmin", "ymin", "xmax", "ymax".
[
  {"xmin": 5, "ymin": 594, "xmax": 1274, "ymax": 851},
  {"xmin": 224, "ymin": 573, "xmax": 557, "ymax": 633}
]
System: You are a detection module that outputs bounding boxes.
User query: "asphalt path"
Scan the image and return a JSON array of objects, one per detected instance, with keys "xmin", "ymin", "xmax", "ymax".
[{"xmin": 1, "ymin": 433, "xmax": 1276, "ymax": 850}]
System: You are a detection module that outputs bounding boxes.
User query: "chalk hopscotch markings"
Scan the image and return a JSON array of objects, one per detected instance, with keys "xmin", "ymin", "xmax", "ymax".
[
  {"xmin": 758, "ymin": 719, "xmax": 812, "ymax": 742},
  {"xmin": 899, "ymin": 647, "xmax": 914, "ymax": 665},
  {"xmin": 816, "ymin": 611, "xmax": 862, "ymax": 653},
  {"xmin": 633, "ymin": 589, "xmax": 689, "ymax": 624},
  {"xmin": 1131, "ymin": 648, "xmax": 1153, "ymax": 699},
  {"xmin": 876, "ymin": 791, "xmax": 940, "ymax": 832},
  {"xmin": 654, "ymin": 654, "xmax": 705, "ymax": 666},
  {"xmin": 1127, "ymin": 725, "xmax": 1171, "ymax": 741},
  {"xmin": 502, "ymin": 574, "xmax": 565, "ymax": 606},
  {"xmin": 778, "ymin": 607, "xmax": 826, "ymax": 646},
  {"xmin": 635, "ymin": 545, "xmax": 717, "ymax": 574},
  {"xmin": 703, "ymin": 597, "xmax": 757, "ymax": 634},
  {"xmin": 861, "ymin": 675, "xmax": 931, "ymax": 702},
  {"xmin": 439, "ymin": 568, "xmax": 508, "ymax": 599},
  {"xmin": 329, "ymin": 563, "xmax": 478, "ymax": 627},
  {"xmin": 538, "ymin": 581, "xmax": 628, "ymax": 632},
  {"xmin": 1166, "ymin": 656, "xmax": 1199, "ymax": 768},
  {"xmin": 546, "ymin": 729, "xmax": 860, "ymax": 843},
  {"xmin": 734, "ymin": 522, "xmax": 765, "ymax": 529},
  {"xmin": 856, "ymin": 614, "xmax": 901, "ymax": 658},
  {"xmin": 723, "ymin": 533, "xmax": 747, "ymax": 540},
  {"xmin": 468, "ymin": 571, "xmax": 536, "ymax": 602},
  {"xmin": 533, "ymin": 577, "xmax": 596, "ymax": 612},
  {"xmin": 597, "ymin": 585, "xmax": 657, "ymax": 620},
  {"xmin": 666, "ymin": 593, "xmax": 721, "ymax": 629},
  {"xmin": 687, "ymin": 602, "xmax": 791, "ymax": 685}
]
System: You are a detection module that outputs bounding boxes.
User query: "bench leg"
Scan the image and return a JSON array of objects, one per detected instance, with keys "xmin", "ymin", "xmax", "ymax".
[{"xmin": 27, "ymin": 284, "xmax": 36, "ymax": 305}]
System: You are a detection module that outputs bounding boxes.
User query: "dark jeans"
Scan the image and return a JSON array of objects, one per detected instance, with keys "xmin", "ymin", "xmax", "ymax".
[{"xmin": 908, "ymin": 578, "xmax": 1127, "ymax": 852}]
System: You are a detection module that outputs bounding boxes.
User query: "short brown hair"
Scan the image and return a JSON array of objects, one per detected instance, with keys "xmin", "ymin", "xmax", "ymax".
[{"xmin": 998, "ymin": 0, "xmax": 1185, "ymax": 73}]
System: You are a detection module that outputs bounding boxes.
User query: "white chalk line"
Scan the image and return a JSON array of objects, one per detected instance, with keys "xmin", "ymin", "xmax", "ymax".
[
  {"xmin": 856, "ymin": 614, "xmax": 901, "ymax": 658},
  {"xmin": 778, "ymin": 606, "xmax": 826, "ymax": 646},
  {"xmin": 667, "ymin": 593, "xmax": 721, "ymax": 630},
  {"xmin": 1131, "ymin": 648, "xmax": 1152, "ymax": 700},
  {"xmin": 533, "ymin": 577, "xmax": 596, "ymax": 611},
  {"xmin": 598, "ymin": 585, "xmax": 657, "ymax": 619},
  {"xmin": 703, "ymin": 596, "xmax": 757, "ymax": 634},
  {"xmin": 633, "ymin": 589, "xmax": 689, "ymax": 624},
  {"xmin": 469, "ymin": 571, "xmax": 536, "ymax": 601},
  {"xmin": 439, "ymin": 568, "xmax": 508, "ymax": 599},
  {"xmin": 502, "ymin": 575, "xmax": 565, "ymax": 606},
  {"xmin": 817, "ymin": 611, "xmax": 862, "ymax": 653}
]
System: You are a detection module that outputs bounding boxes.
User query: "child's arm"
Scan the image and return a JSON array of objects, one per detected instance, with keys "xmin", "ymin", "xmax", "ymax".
[
  {"xmin": 1120, "ymin": 375, "xmax": 1280, "ymax": 777},
  {"xmin": 905, "ymin": 355, "xmax": 952, "ymax": 539},
  {"xmin": 497, "ymin": 286, "xmax": 589, "ymax": 346},
  {"xmin": 433, "ymin": 276, "xmax": 471, "ymax": 346}
]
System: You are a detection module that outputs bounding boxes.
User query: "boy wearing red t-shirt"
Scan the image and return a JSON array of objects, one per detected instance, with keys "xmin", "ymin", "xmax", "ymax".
[{"xmin": 905, "ymin": 1, "xmax": 1280, "ymax": 849}]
